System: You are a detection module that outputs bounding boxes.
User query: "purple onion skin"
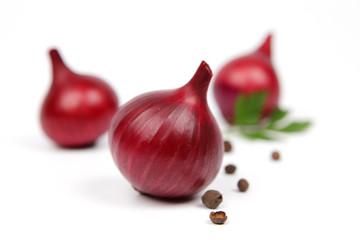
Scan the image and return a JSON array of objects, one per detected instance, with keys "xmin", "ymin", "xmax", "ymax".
[
  {"xmin": 109, "ymin": 61, "xmax": 223, "ymax": 199},
  {"xmin": 214, "ymin": 34, "xmax": 280, "ymax": 124},
  {"xmin": 41, "ymin": 49, "xmax": 119, "ymax": 148}
]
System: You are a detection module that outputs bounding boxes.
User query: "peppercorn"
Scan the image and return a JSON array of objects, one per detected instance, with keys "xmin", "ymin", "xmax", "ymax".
[
  {"xmin": 225, "ymin": 164, "xmax": 236, "ymax": 174},
  {"xmin": 209, "ymin": 211, "xmax": 227, "ymax": 224},
  {"xmin": 201, "ymin": 190, "xmax": 223, "ymax": 209},
  {"xmin": 224, "ymin": 140, "xmax": 232, "ymax": 152},
  {"xmin": 237, "ymin": 178, "xmax": 249, "ymax": 192},
  {"xmin": 272, "ymin": 151, "xmax": 280, "ymax": 160}
]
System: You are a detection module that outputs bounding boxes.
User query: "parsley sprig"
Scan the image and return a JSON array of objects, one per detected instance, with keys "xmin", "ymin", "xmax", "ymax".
[{"xmin": 232, "ymin": 92, "xmax": 311, "ymax": 140}]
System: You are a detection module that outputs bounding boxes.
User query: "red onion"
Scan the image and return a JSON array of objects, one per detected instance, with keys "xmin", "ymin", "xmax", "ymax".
[
  {"xmin": 40, "ymin": 49, "xmax": 119, "ymax": 147},
  {"xmin": 214, "ymin": 34, "xmax": 280, "ymax": 124},
  {"xmin": 109, "ymin": 61, "xmax": 223, "ymax": 198}
]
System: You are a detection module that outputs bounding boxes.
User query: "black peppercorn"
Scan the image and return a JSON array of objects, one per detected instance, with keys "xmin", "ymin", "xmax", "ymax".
[
  {"xmin": 224, "ymin": 140, "xmax": 232, "ymax": 152},
  {"xmin": 272, "ymin": 151, "xmax": 280, "ymax": 160},
  {"xmin": 201, "ymin": 190, "xmax": 223, "ymax": 209},
  {"xmin": 225, "ymin": 164, "xmax": 236, "ymax": 174},
  {"xmin": 210, "ymin": 211, "xmax": 227, "ymax": 224},
  {"xmin": 237, "ymin": 178, "xmax": 249, "ymax": 192}
]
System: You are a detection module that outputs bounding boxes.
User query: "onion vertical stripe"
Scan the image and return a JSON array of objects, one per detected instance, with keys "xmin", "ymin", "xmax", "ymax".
[{"xmin": 109, "ymin": 61, "xmax": 224, "ymax": 198}]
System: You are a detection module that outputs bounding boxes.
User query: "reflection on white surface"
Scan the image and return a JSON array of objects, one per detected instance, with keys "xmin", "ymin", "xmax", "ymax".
[{"xmin": 1, "ymin": 0, "xmax": 360, "ymax": 239}]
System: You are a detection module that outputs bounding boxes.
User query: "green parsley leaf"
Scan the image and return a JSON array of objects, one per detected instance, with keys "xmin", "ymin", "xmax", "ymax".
[
  {"xmin": 276, "ymin": 121, "xmax": 311, "ymax": 132},
  {"xmin": 234, "ymin": 92, "xmax": 267, "ymax": 125},
  {"xmin": 240, "ymin": 129, "xmax": 274, "ymax": 140},
  {"xmin": 269, "ymin": 108, "xmax": 288, "ymax": 124}
]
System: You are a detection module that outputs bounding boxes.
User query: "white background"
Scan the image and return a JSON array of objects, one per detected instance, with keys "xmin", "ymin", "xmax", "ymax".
[{"xmin": 1, "ymin": 0, "xmax": 360, "ymax": 239}]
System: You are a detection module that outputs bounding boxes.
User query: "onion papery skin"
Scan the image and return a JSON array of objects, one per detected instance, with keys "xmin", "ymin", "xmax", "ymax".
[
  {"xmin": 41, "ymin": 49, "xmax": 119, "ymax": 148},
  {"xmin": 109, "ymin": 61, "xmax": 223, "ymax": 199},
  {"xmin": 214, "ymin": 34, "xmax": 280, "ymax": 124}
]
